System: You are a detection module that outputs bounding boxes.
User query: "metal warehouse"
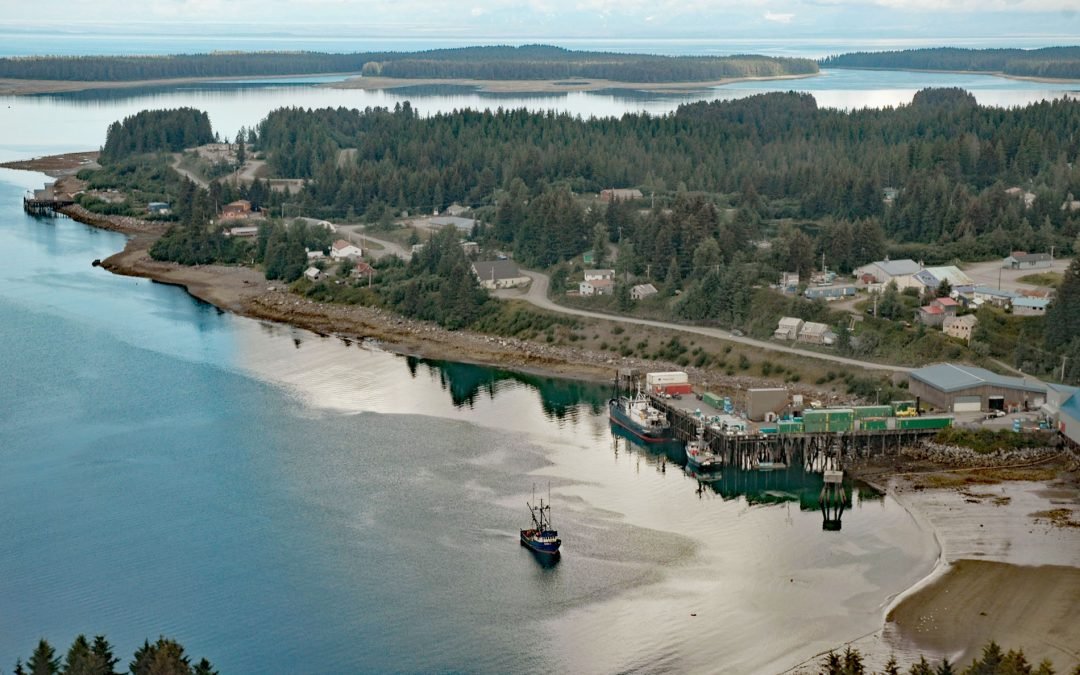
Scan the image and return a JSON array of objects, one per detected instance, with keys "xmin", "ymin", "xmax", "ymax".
[{"xmin": 908, "ymin": 363, "xmax": 1046, "ymax": 413}]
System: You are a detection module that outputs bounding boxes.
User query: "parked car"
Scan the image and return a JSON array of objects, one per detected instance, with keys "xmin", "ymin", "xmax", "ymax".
[{"xmin": 731, "ymin": 329, "xmax": 744, "ymax": 337}]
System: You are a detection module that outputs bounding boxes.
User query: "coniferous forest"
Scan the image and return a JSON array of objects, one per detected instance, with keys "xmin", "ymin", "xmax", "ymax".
[
  {"xmin": 0, "ymin": 45, "xmax": 816, "ymax": 83},
  {"xmin": 820, "ymin": 46, "xmax": 1080, "ymax": 79}
]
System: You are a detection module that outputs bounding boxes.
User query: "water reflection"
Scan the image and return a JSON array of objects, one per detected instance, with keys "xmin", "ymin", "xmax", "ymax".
[{"xmin": 405, "ymin": 355, "xmax": 608, "ymax": 419}]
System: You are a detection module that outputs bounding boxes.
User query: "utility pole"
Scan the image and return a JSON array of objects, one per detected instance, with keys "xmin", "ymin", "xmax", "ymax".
[{"xmin": 1062, "ymin": 355, "xmax": 1069, "ymax": 382}]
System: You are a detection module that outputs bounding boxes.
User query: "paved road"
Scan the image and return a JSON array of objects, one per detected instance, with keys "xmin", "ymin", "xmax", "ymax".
[
  {"xmin": 963, "ymin": 257, "xmax": 1070, "ymax": 292},
  {"xmin": 498, "ymin": 270, "xmax": 913, "ymax": 373}
]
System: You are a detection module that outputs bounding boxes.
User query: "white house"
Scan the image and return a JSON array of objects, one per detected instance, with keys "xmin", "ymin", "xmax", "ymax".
[
  {"xmin": 774, "ymin": 317, "xmax": 804, "ymax": 341},
  {"xmin": 798, "ymin": 322, "xmax": 836, "ymax": 345},
  {"xmin": 306, "ymin": 248, "xmax": 325, "ymax": 261},
  {"xmin": 330, "ymin": 239, "xmax": 363, "ymax": 260},
  {"xmin": 472, "ymin": 260, "xmax": 530, "ymax": 290},
  {"xmin": 579, "ymin": 279, "xmax": 614, "ymax": 296},
  {"xmin": 584, "ymin": 269, "xmax": 616, "ymax": 282},
  {"xmin": 303, "ymin": 266, "xmax": 322, "ymax": 281},
  {"xmin": 631, "ymin": 283, "xmax": 658, "ymax": 301},
  {"xmin": 1013, "ymin": 296, "xmax": 1050, "ymax": 316},
  {"xmin": 445, "ymin": 203, "xmax": 469, "ymax": 217}
]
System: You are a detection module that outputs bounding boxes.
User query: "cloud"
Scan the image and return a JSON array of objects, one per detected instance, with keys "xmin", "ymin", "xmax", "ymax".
[{"xmin": 764, "ymin": 11, "xmax": 795, "ymax": 22}]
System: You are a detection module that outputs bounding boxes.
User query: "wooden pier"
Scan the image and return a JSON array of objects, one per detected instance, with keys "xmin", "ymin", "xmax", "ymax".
[
  {"xmin": 648, "ymin": 393, "xmax": 940, "ymax": 471},
  {"xmin": 23, "ymin": 184, "xmax": 74, "ymax": 217}
]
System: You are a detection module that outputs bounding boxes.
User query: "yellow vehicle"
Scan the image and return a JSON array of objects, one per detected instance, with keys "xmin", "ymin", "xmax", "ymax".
[{"xmin": 895, "ymin": 407, "xmax": 918, "ymax": 417}]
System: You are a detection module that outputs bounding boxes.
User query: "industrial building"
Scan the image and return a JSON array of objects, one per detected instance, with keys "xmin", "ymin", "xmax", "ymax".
[{"xmin": 908, "ymin": 363, "xmax": 1046, "ymax": 413}]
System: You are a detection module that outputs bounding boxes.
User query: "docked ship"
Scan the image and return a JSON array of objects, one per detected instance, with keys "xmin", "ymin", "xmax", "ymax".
[
  {"xmin": 520, "ymin": 488, "xmax": 561, "ymax": 557},
  {"xmin": 608, "ymin": 389, "xmax": 672, "ymax": 442},
  {"xmin": 684, "ymin": 427, "xmax": 720, "ymax": 470}
]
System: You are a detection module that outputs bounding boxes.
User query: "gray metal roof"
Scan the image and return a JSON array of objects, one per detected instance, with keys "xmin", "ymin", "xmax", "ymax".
[
  {"xmin": 875, "ymin": 259, "xmax": 921, "ymax": 277},
  {"xmin": 473, "ymin": 260, "xmax": 522, "ymax": 281},
  {"xmin": 1013, "ymin": 296, "xmax": 1050, "ymax": 308},
  {"xmin": 910, "ymin": 363, "xmax": 1046, "ymax": 394},
  {"xmin": 431, "ymin": 216, "xmax": 477, "ymax": 231}
]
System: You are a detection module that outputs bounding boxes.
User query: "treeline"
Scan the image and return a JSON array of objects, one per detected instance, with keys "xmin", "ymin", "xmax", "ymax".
[
  {"xmin": 818, "ymin": 640, "xmax": 1070, "ymax": 675},
  {"xmin": 821, "ymin": 46, "xmax": 1080, "ymax": 79},
  {"xmin": 11, "ymin": 634, "xmax": 216, "ymax": 675},
  {"xmin": 255, "ymin": 91, "xmax": 1080, "ymax": 252},
  {"xmin": 0, "ymin": 45, "xmax": 815, "ymax": 83},
  {"xmin": 101, "ymin": 108, "xmax": 213, "ymax": 162}
]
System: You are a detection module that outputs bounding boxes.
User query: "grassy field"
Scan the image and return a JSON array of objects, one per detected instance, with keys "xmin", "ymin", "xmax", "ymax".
[{"xmin": 1017, "ymin": 271, "xmax": 1062, "ymax": 286}]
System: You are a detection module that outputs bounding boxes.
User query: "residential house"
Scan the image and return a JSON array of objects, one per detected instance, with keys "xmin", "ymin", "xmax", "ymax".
[
  {"xmin": 798, "ymin": 322, "xmax": 836, "ymax": 345},
  {"xmin": 599, "ymin": 188, "xmax": 643, "ymax": 203},
  {"xmin": 1003, "ymin": 252, "xmax": 1052, "ymax": 270},
  {"xmin": 1004, "ymin": 187, "xmax": 1036, "ymax": 209},
  {"xmin": 306, "ymin": 248, "xmax": 325, "ymax": 261},
  {"xmin": 303, "ymin": 266, "xmax": 321, "ymax": 281},
  {"xmin": 972, "ymin": 286, "xmax": 1020, "ymax": 308},
  {"xmin": 804, "ymin": 285, "xmax": 856, "ymax": 300},
  {"xmin": 631, "ymin": 283, "xmax": 658, "ymax": 301},
  {"xmin": 584, "ymin": 269, "xmax": 616, "ymax": 282},
  {"xmin": 918, "ymin": 297, "xmax": 959, "ymax": 327},
  {"xmin": 221, "ymin": 199, "xmax": 254, "ymax": 219},
  {"xmin": 943, "ymin": 314, "xmax": 978, "ymax": 343},
  {"xmin": 331, "ymin": 239, "xmax": 363, "ymax": 260},
  {"xmin": 853, "ymin": 259, "xmax": 922, "ymax": 290},
  {"xmin": 774, "ymin": 317, "xmax": 804, "ymax": 341},
  {"xmin": 353, "ymin": 261, "xmax": 377, "ymax": 283},
  {"xmin": 411, "ymin": 243, "xmax": 425, "ymax": 255},
  {"xmin": 445, "ymin": 203, "xmax": 469, "ymax": 217},
  {"xmin": 778, "ymin": 272, "xmax": 800, "ymax": 295},
  {"xmin": 579, "ymin": 279, "xmax": 615, "ymax": 296},
  {"xmin": 912, "ymin": 266, "xmax": 974, "ymax": 293},
  {"xmin": 472, "ymin": 260, "xmax": 530, "ymax": 290},
  {"xmin": 461, "ymin": 241, "xmax": 480, "ymax": 256},
  {"xmin": 1013, "ymin": 296, "xmax": 1050, "ymax": 316},
  {"xmin": 147, "ymin": 201, "xmax": 170, "ymax": 215},
  {"xmin": 882, "ymin": 187, "xmax": 899, "ymax": 205},
  {"xmin": 1061, "ymin": 196, "xmax": 1080, "ymax": 213}
]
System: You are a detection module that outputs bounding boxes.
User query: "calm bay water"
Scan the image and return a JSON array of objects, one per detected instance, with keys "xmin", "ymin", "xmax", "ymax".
[{"xmin": 0, "ymin": 64, "xmax": 1042, "ymax": 672}]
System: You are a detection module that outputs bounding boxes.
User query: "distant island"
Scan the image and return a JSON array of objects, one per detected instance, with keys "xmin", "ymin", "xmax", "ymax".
[
  {"xmin": 821, "ymin": 46, "xmax": 1080, "ymax": 80},
  {"xmin": 0, "ymin": 45, "xmax": 818, "ymax": 95}
]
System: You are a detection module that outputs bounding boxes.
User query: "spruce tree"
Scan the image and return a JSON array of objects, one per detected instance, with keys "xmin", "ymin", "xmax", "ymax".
[{"xmin": 26, "ymin": 640, "xmax": 60, "ymax": 675}]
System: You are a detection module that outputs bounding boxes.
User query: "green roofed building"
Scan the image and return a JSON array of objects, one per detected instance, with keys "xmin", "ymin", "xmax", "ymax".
[{"xmin": 908, "ymin": 363, "xmax": 1046, "ymax": 414}]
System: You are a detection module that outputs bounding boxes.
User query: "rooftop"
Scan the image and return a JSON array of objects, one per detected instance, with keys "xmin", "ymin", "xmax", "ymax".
[
  {"xmin": 431, "ymin": 216, "xmax": 478, "ymax": 231},
  {"xmin": 910, "ymin": 363, "xmax": 1046, "ymax": 394},
  {"xmin": 868, "ymin": 259, "xmax": 921, "ymax": 277},
  {"xmin": 1013, "ymin": 296, "xmax": 1050, "ymax": 309},
  {"xmin": 473, "ymin": 259, "xmax": 522, "ymax": 281},
  {"xmin": 801, "ymin": 321, "xmax": 831, "ymax": 335}
]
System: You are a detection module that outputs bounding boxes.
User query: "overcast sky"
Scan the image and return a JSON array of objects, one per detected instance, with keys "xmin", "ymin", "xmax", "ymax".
[{"xmin": 6, "ymin": 0, "xmax": 1080, "ymax": 42}]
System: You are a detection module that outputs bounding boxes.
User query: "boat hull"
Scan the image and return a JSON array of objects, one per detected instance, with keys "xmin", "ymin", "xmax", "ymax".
[
  {"xmin": 608, "ymin": 399, "xmax": 672, "ymax": 443},
  {"xmin": 520, "ymin": 530, "xmax": 561, "ymax": 555}
]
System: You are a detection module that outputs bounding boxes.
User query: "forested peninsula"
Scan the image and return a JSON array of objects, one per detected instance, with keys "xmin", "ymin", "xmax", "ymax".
[
  {"xmin": 0, "ymin": 45, "xmax": 817, "ymax": 84},
  {"xmin": 821, "ymin": 46, "xmax": 1080, "ymax": 80}
]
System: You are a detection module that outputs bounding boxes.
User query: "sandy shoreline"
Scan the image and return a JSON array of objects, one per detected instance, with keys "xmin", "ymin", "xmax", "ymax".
[
  {"xmin": 0, "ymin": 72, "xmax": 364, "ymax": 97},
  {"xmin": 831, "ymin": 66, "xmax": 1080, "ymax": 85}
]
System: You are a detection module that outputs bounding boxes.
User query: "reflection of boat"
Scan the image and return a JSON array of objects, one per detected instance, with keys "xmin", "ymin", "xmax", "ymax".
[
  {"xmin": 684, "ymin": 427, "xmax": 720, "ymax": 470},
  {"xmin": 520, "ymin": 487, "xmax": 561, "ymax": 557},
  {"xmin": 608, "ymin": 389, "xmax": 671, "ymax": 442}
]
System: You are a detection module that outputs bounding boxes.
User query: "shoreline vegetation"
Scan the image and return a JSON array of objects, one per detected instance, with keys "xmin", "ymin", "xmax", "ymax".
[{"xmin": 822, "ymin": 46, "xmax": 1080, "ymax": 81}]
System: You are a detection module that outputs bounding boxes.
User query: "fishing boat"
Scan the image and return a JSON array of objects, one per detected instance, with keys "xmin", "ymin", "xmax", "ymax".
[
  {"xmin": 684, "ymin": 427, "xmax": 720, "ymax": 470},
  {"xmin": 608, "ymin": 387, "xmax": 672, "ymax": 442},
  {"xmin": 520, "ymin": 487, "xmax": 561, "ymax": 557}
]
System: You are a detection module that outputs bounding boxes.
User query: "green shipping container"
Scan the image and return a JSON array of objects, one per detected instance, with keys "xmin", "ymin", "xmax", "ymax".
[
  {"xmin": 759, "ymin": 426, "xmax": 778, "ymax": 435},
  {"xmin": 853, "ymin": 405, "xmax": 893, "ymax": 419},
  {"xmin": 898, "ymin": 416, "xmax": 953, "ymax": 430},
  {"xmin": 702, "ymin": 392, "xmax": 723, "ymax": 409},
  {"xmin": 892, "ymin": 400, "xmax": 916, "ymax": 413},
  {"xmin": 860, "ymin": 417, "xmax": 888, "ymax": 431},
  {"xmin": 778, "ymin": 421, "xmax": 803, "ymax": 434}
]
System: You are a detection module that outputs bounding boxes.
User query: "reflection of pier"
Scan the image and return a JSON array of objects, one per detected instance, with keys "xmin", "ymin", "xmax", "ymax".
[{"xmin": 820, "ymin": 470, "xmax": 846, "ymax": 531}]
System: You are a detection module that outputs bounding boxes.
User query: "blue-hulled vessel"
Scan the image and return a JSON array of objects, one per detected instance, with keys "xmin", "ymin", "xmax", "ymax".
[{"xmin": 520, "ymin": 488, "xmax": 561, "ymax": 557}]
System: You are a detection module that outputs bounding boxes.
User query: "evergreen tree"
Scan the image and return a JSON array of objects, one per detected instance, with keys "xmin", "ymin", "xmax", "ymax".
[
  {"xmin": 27, "ymin": 640, "xmax": 60, "ymax": 675},
  {"xmin": 1045, "ymin": 257, "xmax": 1080, "ymax": 353},
  {"xmin": 129, "ymin": 638, "xmax": 192, "ymax": 675},
  {"xmin": 90, "ymin": 636, "xmax": 120, "ymax": 675}
]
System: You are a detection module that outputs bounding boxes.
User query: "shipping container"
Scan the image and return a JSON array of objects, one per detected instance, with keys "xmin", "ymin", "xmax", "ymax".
[
  {"xmin": 852, "ymin": 405, "xmax": 893, "ymax": 419},
  {"xmin": 859, "ymin": 417, "xmax": 888, "ymax": 431},
  {"xmin": 801, "ymin": 409, "xmax": 853, "ymax": 433},
  {"xmin": 645, "ymin": 371, "xmax": 689, "ymax": 387},
  {"xmin": 746, "ymin": 387, "xmax": 789, "ymax": 421},
  {"xmin": 892, "ymin": 400, "xmax": 917, "ymax": 414},
  {"xmin": 656, "ymin": 383, "xmax": 693, "ymax": 396},
  {"xmin": 702, "ymin": 392, "xmax": 723, "ymax": 409},
  {"xmin": 758, "ymin": 426, "xmax": 778, "ymax": 435},
  {"xmin": 778, "ymin": 421, "xmax": 804, "ymax": 434},
  {"xmin": 897, "ymin": 416, "xmax": 953, "ymax": 430}
]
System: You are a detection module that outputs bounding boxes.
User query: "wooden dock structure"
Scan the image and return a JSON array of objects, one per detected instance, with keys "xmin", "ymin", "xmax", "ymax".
[
  {"xmin": 648, "ymin": 393, "xmax": 940, "ymax": 472},
  {"xmin": 23, "ymin": 184, "xmax": 74, "ymax": 217}
]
